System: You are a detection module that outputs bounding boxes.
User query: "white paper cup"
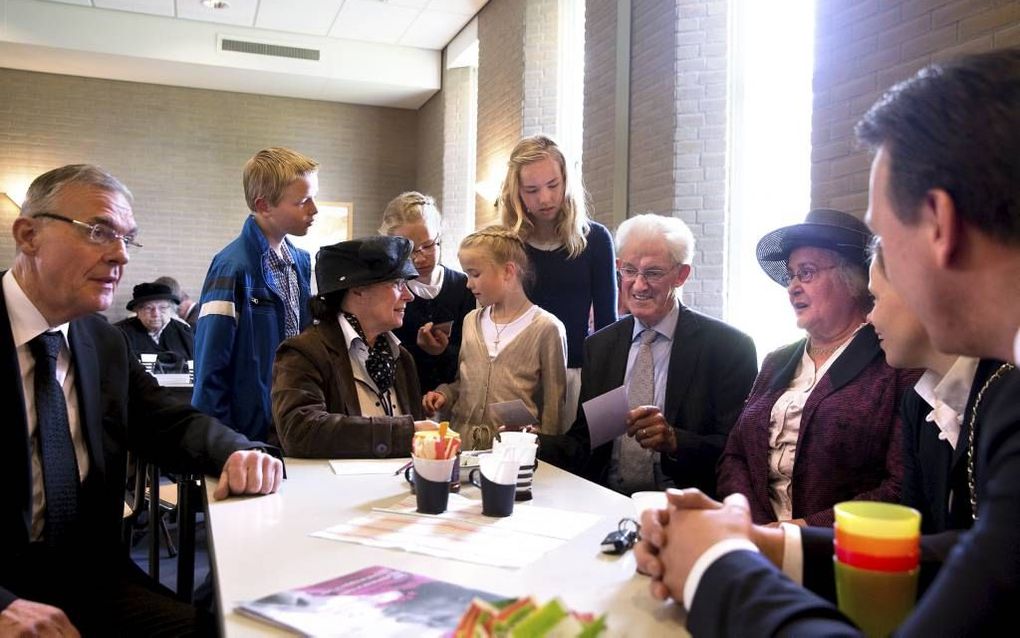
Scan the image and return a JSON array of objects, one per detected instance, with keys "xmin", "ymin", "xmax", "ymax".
[
  {"xmin": 631, "ymin": 490, "xmax": 669, "ymax": 518},
  {"xmin": 496, "ymin": 431, "xmax": 538, "ymax": 446},
  {"xmin": 411, "ymin": 456, "xmax": 456, "ymax": 483}
]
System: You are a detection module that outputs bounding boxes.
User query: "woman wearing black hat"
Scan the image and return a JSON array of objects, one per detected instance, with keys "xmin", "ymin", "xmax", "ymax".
[
  {"xmin": 270, "ymin": 235, "xmax": 438, "ymax": 458},
  {"xmin": 716, "ymin": 209, "xmax": 922, "ymax": 527},
  {"xmin": 114, "ymin": 281, "xmax": 194, "ymax": 371}
]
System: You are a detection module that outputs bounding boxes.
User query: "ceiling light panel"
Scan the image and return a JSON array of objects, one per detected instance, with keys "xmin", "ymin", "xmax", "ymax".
[
  {"xmin": 400, "ymin": 10, "xmax": 468, "ymax": 49},
  {"xmin": 329, "ymin": 0, "xmax": 420, "ymax": 45},
  {"xmin": 177, "ymin": 0, "xmax": 257, "ymax": 26},
  {"xmin": 427, "ymin": 0, "xmax": 486, "ymax": 16},
  {"xmin": 254, "ymin": 0, "xmax": 343, "ymax": 37},
  {"xmin": 93, "ymin": 0, "xmax": 174, "ymax": 17}
]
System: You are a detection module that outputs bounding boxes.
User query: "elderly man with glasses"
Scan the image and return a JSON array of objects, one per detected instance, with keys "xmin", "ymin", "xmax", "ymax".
[
  {"xmin": 115, "ymin": 282, "xmax": 194, "ymax": 372},
  {"xmin": 538, "ymin": 213, "xmax": 758, "ymax": 497}
]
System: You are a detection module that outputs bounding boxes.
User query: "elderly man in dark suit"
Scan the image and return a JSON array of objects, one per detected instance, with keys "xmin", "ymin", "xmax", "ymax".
[
  {"xmin": 539, "ymin": 213, "xmax": 757, "ymax": 497},
  {"xmin": 0, "ymin": 164, "xmax": 283, "ymax": 636},
  {"xmin": 635, "ymin": 48, "xmax": 1020, "ymax": 637}
]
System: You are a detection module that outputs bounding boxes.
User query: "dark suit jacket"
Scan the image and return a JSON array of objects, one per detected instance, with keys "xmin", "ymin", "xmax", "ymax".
[
  {"xmin": 0, "ymin": 285, "xmax": 257, "ymax": 610},
  {"xmin": 717, "ymin": 325, "xmax": 922, "ymax": 526},
  {"xmin": 271, "ymin": 320, "xmax": 424, "ymax": 458},
  {"xmin": 687, "ymin": 366, "xmax": 1020, "ymax": 637},
  {"xmin": 538, "ymin": 305, "xmax": 758, "ymax": 497},
  {"xmin": 900, "ymin": 359, "xmax": 1001, "ymax": 534}
]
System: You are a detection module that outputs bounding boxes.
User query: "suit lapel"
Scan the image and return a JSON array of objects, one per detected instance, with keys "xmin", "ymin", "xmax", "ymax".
[
  {"xmin": 664, "ymin": 307, "xmax": 700, "ymax": 425},
  {"xmin": 800, "ymin": 326, "xmax": 880, "ymax": 427},
  {"xmin": 0, "ymin": 288, "xmax": 33, "ymax": 542},
  {"xmin": 68, "ymin": 319, "xmax": 106, "ymax": 477},
  {"xmin": 604, "ymin": 316, "xmax": 633, "ymax": 391}
]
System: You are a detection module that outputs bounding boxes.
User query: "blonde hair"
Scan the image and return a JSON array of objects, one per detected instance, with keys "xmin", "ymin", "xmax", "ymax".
[
  {"xmin": 497, "ymin": 135, "xmax": 590, "ymax": 258},
  {"xmin": 243, "ymin": 147, "xmax": 319, "ymax": 212},
  {"xmin": 378, "ymin": 191, "xmax": 442, "ymax": 237},
  {"xmin": 459, "ymin": 226, "xmax": 533, "ymax": 287}
]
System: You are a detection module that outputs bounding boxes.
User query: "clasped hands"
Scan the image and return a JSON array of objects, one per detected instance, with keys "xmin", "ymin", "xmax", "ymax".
[
  {"xmin": 627, "ymin": 406, "xmax": 678, "ymax": 455},
  {"xmin": 634, "ymin": 488, "xmax": 786, "ymax": 605}
]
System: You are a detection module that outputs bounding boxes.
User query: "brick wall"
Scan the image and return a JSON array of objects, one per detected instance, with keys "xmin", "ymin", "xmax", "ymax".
[
  {"xmin": 674, "ymin": 0, "xmax": 728, "ymax": 316},
  {"xmin": 0, "ymin": 68, "xmax": 417, "ymax": 322},
  {"xmin": 440, "ymin": 65, "xmax": 477, "ymax": 268},
  {"xmin": 476, "ymin": 0, "xmax": 526, "ymax": 227},
  {"xmin": 523, "ymin": 0, "xmax": 560, "ymax": 137},
  {"xmin": 812, "ymin": 0, "xmax": 1020, "ymax": 214},
  {"xmin": 416, "ymin": 88, "xmax": 445, "ymax": 214},
  {"xmin": 581, "ymin": 0, "xmax": 617, "ymax": 229}
]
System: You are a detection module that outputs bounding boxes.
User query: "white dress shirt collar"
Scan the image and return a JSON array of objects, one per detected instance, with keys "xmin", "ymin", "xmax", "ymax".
[
  {"xmin": 631, "ymin": 298, "xmax": 680, "ymax": 343},
  {"xmin": 913, "ymin": 356, "xmax": 980, "ymax": 450},
  {"xmin": 3, "ymin": 270, "xmax": 71, "ymax": 348},
  {"xmin": 406, "ymin": 265, "xmax": 446, "ymax": 300}
]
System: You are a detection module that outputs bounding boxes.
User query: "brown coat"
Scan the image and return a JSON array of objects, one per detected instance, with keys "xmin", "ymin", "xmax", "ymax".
[{"xmin": 270, "ymin": 320, "xmax": 423, "ymax": 458}]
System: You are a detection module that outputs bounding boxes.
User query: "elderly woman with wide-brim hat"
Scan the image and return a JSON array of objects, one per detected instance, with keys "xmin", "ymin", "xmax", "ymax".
[
  {"xmin": 717, "ymin": 209, "xmax": 922, "ymax": 527},
  {"xmin": 270, "ymin": 236, "xmax": 437, "ymax": 458}
]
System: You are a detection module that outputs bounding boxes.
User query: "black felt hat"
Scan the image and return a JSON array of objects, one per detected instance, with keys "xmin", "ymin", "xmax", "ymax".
[
  {"xmin": 315, "ymin": 236, "xmax": 419, "ymax": 297},
  {"xmin": 126, "ymin": 282, "xmax": 180, "ymax": 311},
  {"xmin": 756, "ymin": 209, "xmax": 873, "ymax": 286}
]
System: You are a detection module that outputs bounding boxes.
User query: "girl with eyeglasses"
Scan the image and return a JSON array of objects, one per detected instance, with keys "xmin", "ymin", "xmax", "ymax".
[
  {"xmin": 498, "ymin": 135, "xmax": 618, "ymax": 435},
  {"xmin": 379, "ymin": 192, "xmax": 476, "ymax": 393}
]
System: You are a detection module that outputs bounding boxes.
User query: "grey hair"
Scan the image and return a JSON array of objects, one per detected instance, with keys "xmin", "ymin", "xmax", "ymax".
[
  {"xmin": 21, "ymin": 164, "xmax": 133, "ymax": 219},
  {"xmin": 830, "ymin": 249, "xmax": 873, "ymax": 313},
  {"xmin": 615, "ymin": 213, "xmax": 696, "ymax": 265}
]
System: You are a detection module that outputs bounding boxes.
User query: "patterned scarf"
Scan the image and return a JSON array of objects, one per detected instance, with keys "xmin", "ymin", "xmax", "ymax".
[{"xmin": 343, "ymin": 313, "xmax": 397, "ymax": 395}]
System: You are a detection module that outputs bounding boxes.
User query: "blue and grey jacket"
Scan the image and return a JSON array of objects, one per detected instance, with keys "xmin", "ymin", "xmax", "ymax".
[{"xmin": 192, "ymin": 215, "xmax": 311, "ymax": 441}]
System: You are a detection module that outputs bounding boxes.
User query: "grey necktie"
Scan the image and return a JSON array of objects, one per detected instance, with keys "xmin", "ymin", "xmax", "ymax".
[
  {"xmin": 615, "ymin": 329, "xmax": 657, "ymax": 494},
  {"xmin": 29, "ymin": 332, "xmax": 81, "ymax": 547}
]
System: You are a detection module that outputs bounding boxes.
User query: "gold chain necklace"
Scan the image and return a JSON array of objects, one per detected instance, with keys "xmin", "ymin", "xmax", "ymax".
[
  {"xmin": 967, "ymin": 362, "xmax": 1015, "ymax": 521},
  {"xmin": 490, "ymin": 302, "xmax": 529, "ymax": 351}
]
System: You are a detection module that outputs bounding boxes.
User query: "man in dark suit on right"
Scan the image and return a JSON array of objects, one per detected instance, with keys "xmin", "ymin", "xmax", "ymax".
[
  {"xmin": 635, "ymin": 48, "xmax": 1020, "ymax": 637},
  {"xmin": 539, "ymin": 213, "xmax": 757, "ymax": 497}
]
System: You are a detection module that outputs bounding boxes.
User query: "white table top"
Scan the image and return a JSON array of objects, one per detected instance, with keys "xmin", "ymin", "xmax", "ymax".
[{"xmin": 204, "ymin": 458, "xmax": 687, "ymax": 637}]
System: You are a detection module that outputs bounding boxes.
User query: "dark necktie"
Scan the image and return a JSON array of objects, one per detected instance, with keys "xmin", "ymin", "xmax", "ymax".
[{"xmin": 29, "ymin": 331, "xmax": 81, "ymax": 546}]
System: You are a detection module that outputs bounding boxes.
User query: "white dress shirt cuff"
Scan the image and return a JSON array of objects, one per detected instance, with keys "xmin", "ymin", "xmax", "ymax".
[
  {"xmin": 683, "ymin": 539, "xmax": 759, "ymax": 610},
  {"xmin": 779, "ymin": 522, "xmax": 804, "ymax": 584}
]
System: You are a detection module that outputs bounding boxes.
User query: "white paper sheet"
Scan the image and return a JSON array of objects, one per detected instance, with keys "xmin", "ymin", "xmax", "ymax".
[
  {"xmin": 329, "ymin": 458, "xmax": 412, "ymax": 476},
  {"xmin": 374, "ymin": 493, "xmax": 601, "ymax": 541},
  {"xmin": 582, "ymin": 385, "xmax": 630, "ymax": 449},
  {"xmin": 489, "ymin": 399, "xmax": 538, "ymax": 427}
]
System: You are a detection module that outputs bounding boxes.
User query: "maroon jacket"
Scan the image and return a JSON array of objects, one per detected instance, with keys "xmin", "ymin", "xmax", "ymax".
[{"xmin": 717, "ymin": 324, "xmax": 922, "ymax": 526}]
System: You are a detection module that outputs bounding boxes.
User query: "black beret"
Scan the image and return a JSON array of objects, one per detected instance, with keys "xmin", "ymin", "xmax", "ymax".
[
  {"xmin": 315, "ymin": 236, "xmax": 419, "ymax": 297},
  {"xmin": 127, "ymin": 282, "xmax": 180, "ymax": 311}
]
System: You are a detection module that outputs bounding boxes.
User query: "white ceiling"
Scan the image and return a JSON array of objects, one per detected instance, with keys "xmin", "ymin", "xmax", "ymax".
[{"xmin": 0, "ymin": 0, "xmax": 487, "ymax": 108}]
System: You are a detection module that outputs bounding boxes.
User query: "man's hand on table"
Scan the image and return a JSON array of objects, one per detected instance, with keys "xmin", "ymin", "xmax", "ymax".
[{"xmin": 212, "ymin": 449, "xmax": 284, "ymax": 501}]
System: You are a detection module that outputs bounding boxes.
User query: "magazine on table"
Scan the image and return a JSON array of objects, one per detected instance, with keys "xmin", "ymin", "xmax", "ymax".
[{"xmin": 235, "ymin": 565, "xmax": 502, "ymax": 637}]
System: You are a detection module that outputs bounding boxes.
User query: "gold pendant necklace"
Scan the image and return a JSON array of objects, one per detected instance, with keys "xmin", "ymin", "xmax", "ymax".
[
  {"xmin": 967, "ymin": 362, "xmax": 1015, "ymax": 521},
  {"xmin": 490, "ymin": 302, "xmax": 529, "ymax": 351}
]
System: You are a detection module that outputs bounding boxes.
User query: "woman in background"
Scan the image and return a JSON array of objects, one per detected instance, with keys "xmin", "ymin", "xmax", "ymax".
[
  {"xmin": 498, "ymin": 135, "xmax": 617, "ymax": 434},
  {"xmin": 380, "ymin": 192, "xmax": 475, "ymax": 394}
]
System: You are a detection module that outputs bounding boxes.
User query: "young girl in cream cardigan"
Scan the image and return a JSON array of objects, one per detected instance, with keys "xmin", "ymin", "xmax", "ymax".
[{"xmin": 422, "ymin": 227, "xmax": 567, "ymax": 449}]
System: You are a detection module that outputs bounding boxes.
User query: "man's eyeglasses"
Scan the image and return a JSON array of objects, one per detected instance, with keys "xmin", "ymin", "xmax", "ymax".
[
  {"xmin": 618, "ymin": 264, "xmax": 678, "ymax": 284},
  {"xmin": 412, "ymin": 239, "xmax": 440, "ymax": 256},
  {"xmin": 781, "ymin": 265, "xmax": 837, "ymax": 286},
  {"xmin": 34, "ymin": 213, "xmax": 143, "ymax": 250}
]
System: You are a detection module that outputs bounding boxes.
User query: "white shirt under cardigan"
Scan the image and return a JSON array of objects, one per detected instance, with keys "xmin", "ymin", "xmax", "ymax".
[{"xmin": 3, "ymin": 270, "xmax": 89, "ymax": 541}]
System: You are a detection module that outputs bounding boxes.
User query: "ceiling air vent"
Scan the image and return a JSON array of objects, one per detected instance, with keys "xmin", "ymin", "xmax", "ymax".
[{"xmin": 220, "ymin": 37, "xmax": 320, "ymax": 61}]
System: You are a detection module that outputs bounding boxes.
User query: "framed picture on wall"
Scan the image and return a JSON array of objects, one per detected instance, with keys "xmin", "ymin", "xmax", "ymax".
[{"xmin": 288, "ymin": 201, "xmax": 354, "ymax": 294}]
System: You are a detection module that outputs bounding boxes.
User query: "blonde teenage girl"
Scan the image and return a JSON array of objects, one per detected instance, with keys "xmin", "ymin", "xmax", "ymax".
[
  {"xmin": 423, "ymin": 227, "xmax": 567, "ymax": 449},
  {"xmin": 498, "ymin": 134, "xmax": 617, "ymax": 434}
]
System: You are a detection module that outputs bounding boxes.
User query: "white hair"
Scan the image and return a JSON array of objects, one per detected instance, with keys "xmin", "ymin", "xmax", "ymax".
[{"xmin": 615, "ymin": 213, "xmax": 696, "ymax": 265}]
